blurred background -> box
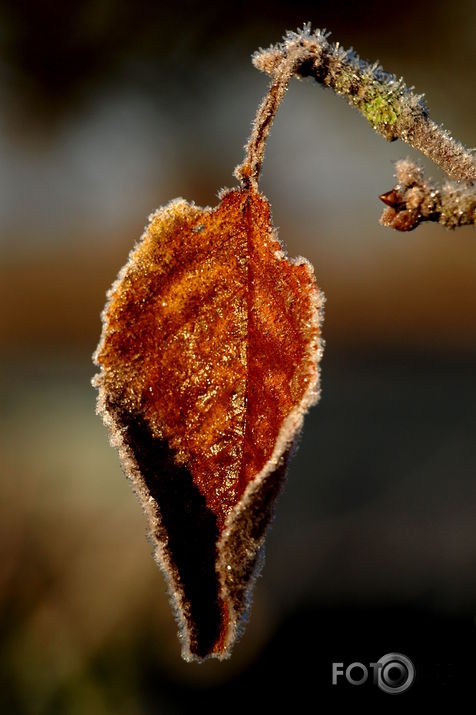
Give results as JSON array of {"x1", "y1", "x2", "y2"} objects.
[{"x1": 1, "y1": 0, "x2": 475, "y2": 709}]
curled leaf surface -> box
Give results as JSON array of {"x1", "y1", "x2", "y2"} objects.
[{"x1": 93, "y1": 186, "x2": 323, "y2": 660}]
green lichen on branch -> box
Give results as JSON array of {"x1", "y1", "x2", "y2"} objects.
[
  {"x1": 361, "y1": 95, "x2": 398, "y2": 128},
  {"x1": 295, "y1": 36, "x2": 418, "y2": 144}
]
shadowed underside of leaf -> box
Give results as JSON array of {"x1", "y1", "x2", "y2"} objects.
[{"x1": 93, "y1": 186, "x2": 324, "y2": 660}]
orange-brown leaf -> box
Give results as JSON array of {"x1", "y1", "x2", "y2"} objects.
[{"x1": 93, "y1": 185, "x2": 324, "y2": 660}]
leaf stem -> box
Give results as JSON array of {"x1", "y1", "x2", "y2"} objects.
[{"x1": 234, "y1": 47, "x2": 309, "y2": 188}]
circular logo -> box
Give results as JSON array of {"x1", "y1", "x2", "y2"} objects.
[{"x1": 377, "y1": 653, "x2": 415, "y2": 694}]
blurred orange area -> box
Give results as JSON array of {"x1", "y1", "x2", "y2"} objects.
[{"x1": 0, "y1": 0, "x2": 475, "y2": 711}]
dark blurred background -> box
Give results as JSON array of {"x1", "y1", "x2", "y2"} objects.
[{"x1": 1, "y1": 0, "x2": 475, "y2": 710}]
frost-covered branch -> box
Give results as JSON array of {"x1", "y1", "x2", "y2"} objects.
[
  {"x1": 236, "y1": 25, "x2": 475, "y2": 232},
  {"x1": 253, "y1": 25, "x2": 476, "y2": 185}
]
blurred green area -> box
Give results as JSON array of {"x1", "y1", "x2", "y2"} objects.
[{"x1": 0, "y1": 1, "x2": 475, "y2": 711}]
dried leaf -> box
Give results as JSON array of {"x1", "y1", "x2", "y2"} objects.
[{"x1": 93, "y1": 185, "x2": 323, "y2": 660}]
